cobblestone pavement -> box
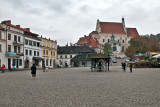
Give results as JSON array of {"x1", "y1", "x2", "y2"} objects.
[{"x1": 0, "y1": 67, "x2": 160, "y2": 107}]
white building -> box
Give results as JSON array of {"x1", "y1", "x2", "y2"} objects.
[
  {"x1": 23, "y1": 28, "x2": 42, "y2": 68},
  {"x1": 1, "y1": 20, "x2": 24, "y2": 69},
  {"x1": 0, "y1": 26, "x2": 6, "y2": 67},
  {"x1": 90, "y1": 18, "x2": 139, "y2": 57}
]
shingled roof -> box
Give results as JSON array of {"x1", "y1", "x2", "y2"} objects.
[
  {"x1": 76, "y1": 36, "x2": 99, "y2": 48},
  {"x1": 127, "y1": 28, "x2": 139, "y2": 37},
  {"x1": 99, "y1": 22, "x2": 126, "y2": 34},
  {"x1": 57, "y1": 46, "x2": 96, "y2": 54}
]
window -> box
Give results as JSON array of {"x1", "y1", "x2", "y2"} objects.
[
  {"x1": 13, "y1": 59, "x2": 16, "y2": 65},
  {"x1": 29, "y1": 50, "x2": 32, "y2": 56},
  {"x1": 8, "y1": 45, "x2": 11, "y2": 52},
  {"x1": 0, "y1": 31, "x2": 2, "y2": 39},
  {"x1": 108, "y1": 39, "x2": 110, "y2": 42},
  {"x1": 122, "y1": 46, "x2": 124, "y2": 52},
  {"x1": 37, "y1": 51, "x2": 39, "y2": 56},
  {"x1": 46, "y1": 50, "x2": 48, "y2": 55},
  {"x1": 50, "y1": 59, "x2": 52, "y2": 66},
  {"x1": 128, "y1": 41, "x2": 130, "y2": 44},
  {"x1": 34, "y1": 51, "x2": 36, "y2": 56},
  {"x1": 8, "y1": 33, "x2": 11, "y2": 40},
  {"x1": 33, "y1": 41, "x2": 36, "y2": 46},
  {"x1": 18, "y1": 36, "x2": 20, "y2": 42},
  {"x1": 37, "y1": 42, "x2": 40, "y2": 47},
  {"x1": 25, "y1": 49, "x2": 28, "y2": 55},
  {"x1": 29, "y1": 40, "x2": 32, "y2": 46},
  {"x1": 103, "y1": 39, "x2": 105, "y2": 42},
  {"x1": 122, "y1": 40, "x2": 124, "y2": 43},
  {"x1": 54, "y1": 52, "x2": 55, "y2": 56},
  {"x1": 14, "y1": 46, "x2": 17, "y2": 53},
  {"x1": 65, "y1": 55, "x2": 67, "y2": 58},
  {"x1": 14, "y1": 35, "x2": 17, "y2": 41},
  {"x1": 60, "y1": 55, "x2": 62, "y2": 58},
  {"x1": 0, "y1": 44, "x2": 1, "y2": 52},
  {"x1": 19, "y1": 59, "x2": 22, "y2": 66},
  {"x1": 51, "y1": 51, "x2": 52, "y2": 56},
  {"x1": 18, "y1": 47, "x2": 20, "y2": 53},
  {"x1": 43, "y1": 50, "x2": 45, "y2": 55},
  {"x1": 70, "y1": 55, "x2": 72, "y2": 58},
  {"x1": 25, "y1": 39, "x2": 28, "y2": 45},
  {"x1": 113, "y1": 47, "x2": 117, "y2": 51},
  {"x1": 46, "y1": 59, "x2": 48, "y2": 66}
]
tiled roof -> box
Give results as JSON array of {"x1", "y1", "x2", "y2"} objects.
[
  {"x1": 1, "y1": 20, "x2": 24, "y2": 31},
  {"x1": 25, "y1": 35, "x2": 41, "y2": 41},
  {"x1": 127, "y1": 28, "x2": 139, "y2": 37},
  {"x1": 89, "y1": 31, "x2": 98, "y2": 35},
  {"x1": 99, "y1": 22, "x2": 126, "y2": 34},
  {"x1": 1, "y1": 20, "x2": 39, "y2": 36},
  {"x1": 76, "y1": 36, "x2": 99, "y2": 48},
  {"x1": 57, "y1": 46, "x2": 96, "y2": 54}
]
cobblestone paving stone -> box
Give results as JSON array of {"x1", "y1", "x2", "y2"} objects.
[{"x1": 0, "y1": 66, "x2": 160, "y2": 107}]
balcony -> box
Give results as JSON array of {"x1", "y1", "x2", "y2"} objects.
[
  {"x1": 5, "y1": 52, "x2": 17, "y2": 56},
  {"x1": 13, "y1": 41, "x2": 23, "y2": 46},
  {"x1": 5, "y1": 52, "x2": 23, "y2": 57}
]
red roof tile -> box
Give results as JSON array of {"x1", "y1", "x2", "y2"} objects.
[
  {"x1": 89, "y1": 31, "x2": 98, "y2": 35},
  {"x1": 127, "y1": 28, "x2": 139, "y2": 37},
  {"x1": 99, "y1": 22, "x2": 126, "y2": 34},
  {"x1": 25, "y1": 35, "x2": 41, "y2": 41},
  {"x1": 76, "y1": 36, "x2": 98, "y2": 48}
]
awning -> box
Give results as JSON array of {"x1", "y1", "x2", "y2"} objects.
[{"x1": 32, "y1": 57, "x2": 44, "y2": 61}]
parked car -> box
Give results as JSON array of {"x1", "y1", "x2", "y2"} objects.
[
  {"x1": 112, "y1": 59, "x2": 117, "y2": 63},
  {"x1": 125, "y1": 59, "x2": 130, "y2": 62}
]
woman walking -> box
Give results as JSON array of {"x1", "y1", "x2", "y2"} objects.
[
  {"x1": 31, "y1": 64, "x2": 37, "y2": 79},
  {"x1": 1, "y1": 64, "x2": 5, "y2": 73}
]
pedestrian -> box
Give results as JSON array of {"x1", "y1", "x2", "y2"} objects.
[
  {"x1": 46, "y1": 67, "x2": 48, "y2": 72},
  {"x1": 42, "y1": 64, "x2": 45, "y2": 72},
  {"x1": 130, "y1": 62, "x2": 133, "y2": 73},
  {"x1": 31, "y1": 64, "x2": 37, "y2": 79},
  {"x1": 1, "y1": 64, "x2": 5, "y2": 73},
  {"x1": 121, "y1": 62, "x2": 124, "y2": 71},
  {"x1": 123, "y1": 62, "x2": 126, "y2": 72}
]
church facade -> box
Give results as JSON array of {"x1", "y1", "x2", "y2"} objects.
[{"x1": 90, "y1": 18, "x2": 139, "y2": 57}]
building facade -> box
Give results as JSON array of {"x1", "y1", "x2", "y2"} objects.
[
  {"x1": 40, "y1": 36, "x2": 57, "y2": 68},
  {"x1": 1, "y1": 20, "x2": 24, "y2": 69},
  {"x1": 0, "y1": 26, "x2": 6, "y2": 67},
  {"x1": 90, "y1": 18, "x2": 139, "y2": 57},
  {"x1": 24, "y1": 28, "x2": 42, "y2": 68},
  {"x1": 57, "y1": 46, "x2": 96, "y2": 67}
]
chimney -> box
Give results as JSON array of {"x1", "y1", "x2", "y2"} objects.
[
  {"x1": 24, "y1": 28, "x2": 30, "y2": 32},
  {"x1": 16, "y1": 25, "x2": 20, "y2": 28},
  {"x1": 2, "y1": 20, "x2": 11, "y2": 25}
]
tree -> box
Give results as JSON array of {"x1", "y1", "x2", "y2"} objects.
[
  {"x1": 125, "y1": 37, "x2": 147, "y2": 58},
  {"x1": 125, "y1": 45, "x2": 136, "y2": 58},
  {"x1": 104, "y1": 43, "x2": 113, "y2": 57}
]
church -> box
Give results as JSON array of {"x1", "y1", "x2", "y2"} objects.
[{"x1": 89, "y1": 18, "x2": 139, "y2": 57}]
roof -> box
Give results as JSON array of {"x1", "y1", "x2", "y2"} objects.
[
  {"x1": 76, "y1": 36, "x2": 99, "y2": 48},
  {"x1": 99, "y1": 22, "x2": 126, "y2": 34},
  {"x1": 89, "y1": 31, "x2": 98, "y2": 35},
  {"x1": 90, "y1": 54, "x2": 110, "y2": 59},
  {"x1": 1, "y1": 20, "x2": 24, "y2": 31},
  {"x1": 127, "y1": 28, "x2": 139, "y2": 37},
  {"x1": 71, "y1": 53, "x2": 95, "y2": 61},
  {"x1": 25, "y1": 35, "x2": 41, "y2": 41},
  {"x1": 57, "y1": 46, "x2": 96, "y2": 54},
  {"x1": 1, "y1": 20, "x2": 39, "y2": 36}
]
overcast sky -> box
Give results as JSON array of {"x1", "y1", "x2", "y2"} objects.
[{"x1": 0, "y1": 0, "x2": 160, "y2": 45}]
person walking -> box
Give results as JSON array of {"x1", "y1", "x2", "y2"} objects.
[
  {"x1": 121, "y1": 62, "x2": 124, "y2": 71},
  {"x1": 1, "y1": 64, "x2": 5, "y2": 73},
  {"x1": 42, "y1": 64, "x2": 45, "y2": 72},
  {"x1": 130, "y1": 62, "x2": 133, "y2": 73},
  {"x1": 31, "y1": 64, "x2": 37, "y2": 79},
  {"x1": 123, "y1": 62, "x2": 126, "y2": 72}
]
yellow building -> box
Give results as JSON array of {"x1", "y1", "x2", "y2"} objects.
[{"x1": 40, "y1": 36, "x2": 57, "y2": 68}]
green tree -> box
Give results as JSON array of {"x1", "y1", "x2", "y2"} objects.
[
  {"x1": 104, "y1": 43, "x2": 113, "y2": 57},
  {"x1": 125, "y1": 45, "x2": 136, "y2": 58}
]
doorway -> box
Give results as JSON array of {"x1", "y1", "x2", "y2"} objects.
[{"x1": 8, "y1": 58, "x2": 11, "y2": 69}]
